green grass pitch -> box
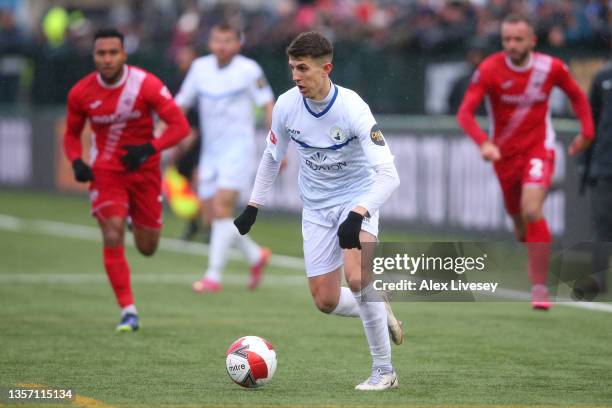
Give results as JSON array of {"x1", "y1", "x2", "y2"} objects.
[{"x1": 0, "y1": 191, "x2": 611, "y2": 407}]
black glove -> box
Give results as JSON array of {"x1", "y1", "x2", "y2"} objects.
[
  {"x1": 337, "y1": 211, "x2": 364, "y2": 249},
  {"x1": 121, "y1": 143, "x2": 156, "y2": 171},
  {"x1": 71, "y1": 159, "x2": 94, "y2": 182},
  {"x1": 234, "y1": 205, "x2": 259, "y2": 235}
]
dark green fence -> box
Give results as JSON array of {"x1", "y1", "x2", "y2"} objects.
[{"x1": 20, "y1": 44, "x2": 608, "y2": 113}]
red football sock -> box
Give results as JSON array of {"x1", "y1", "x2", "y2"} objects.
[
  {"x1": 103, "y1": 246, "x2": 134, "y2": 308},
  {"x1": 525, "y1": 219, "x2": 551, "y2": 286}
]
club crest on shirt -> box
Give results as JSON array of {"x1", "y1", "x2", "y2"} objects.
[
  {"x1": 370, "y1": 125, "x2": 386, "y2": 146},
  {"x1": 329, "y1": 126, "x2": 347, "y2": 144}
]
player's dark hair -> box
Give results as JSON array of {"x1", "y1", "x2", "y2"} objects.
[
  {"x1": 286, "y1": 31, "x2": 333, "y2": 60},
  {"x1": 502, "y1": 14, "x2": 534, "y2": 29},
  {"x1": 211, "y1": 21, "x2": 242, "y2": 41},
  {"x1": 94, "y1": 28, "x2": 124, "y2": 46}
]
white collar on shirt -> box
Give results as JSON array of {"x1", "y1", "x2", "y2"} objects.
[
  {"x1": 305, "y1": 81, "x2": 335, "y2": 113},
  {"x1": 96, "y1": 65, "x2": 129, "y2": 89},
  {"x1": 504, "y1": 53, "x2": 533, "y2": 73}
]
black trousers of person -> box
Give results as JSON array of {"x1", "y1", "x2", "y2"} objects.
[{"x1": 591, "y1": 177, "x2": 612, "y2": 292}]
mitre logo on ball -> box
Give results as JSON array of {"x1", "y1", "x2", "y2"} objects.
[{"x1": 225, "y1": 336, "x2": 277, "y2": 388}]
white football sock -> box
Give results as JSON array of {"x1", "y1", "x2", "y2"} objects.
[
  {"x1": 331, "y1": 287, "x2": 360, "y2": 317},
  {"x1": 235, "y1": 234, "x2": 262, "y2": 266},
  {"x1": 204, "y1": 218, "x2": 237, "y2": 283},
  {"x1": 121, "y1": 304, "x2": 138, "y2": 317},
  {"x1": 353, "y1": 284, "x2": 392, "y2": 369}
]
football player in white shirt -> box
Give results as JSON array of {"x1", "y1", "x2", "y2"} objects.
[
  {"x1": 234, "y1": 31, "x2": 403, "y2": 391},
  {"x1": 175, "y1": 22, "x2": 275, "y2": 293}
]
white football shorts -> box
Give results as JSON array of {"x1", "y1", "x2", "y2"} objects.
[
  {"x1": 302, "y1": 201, "x2": 379, "y2": 278},
  {"x1": 197, "y1": 147, "x2": 254, "y2": 200}
]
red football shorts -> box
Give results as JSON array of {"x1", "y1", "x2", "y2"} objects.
[
  {"x1": 493, "y1": 147, "x2": 555, "y2": 215},
  {"x1": 89, "y1": 168, "x2": 162, "y2": 229}
]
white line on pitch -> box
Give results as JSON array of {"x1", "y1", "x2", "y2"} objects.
[
  {"x1": 0, "y1": 213, "x2": 304, "y2": 270},
  {"x1": 495, "y1": 287, "x2": 612, "y2": 313},
  {"x1": 1, "y1": 213, "x2": 611, "y2": 313},
  {"x1": 0, "y1": 272, "x2": 305, "y2": 286}
]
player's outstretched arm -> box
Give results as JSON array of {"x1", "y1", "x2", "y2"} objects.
[
  {"x1": 120, "y1": 75, "x2": 190, "y2": 172},
  {"x1": 150, "y1": 101, "x2": 190, "y2": 152},
  {"x1": 342, "y1": 93, "x2": 401, "y2": 250},
  {"x1": 556, "y1": 62, "x2": 595, "y2": 156},
  {"x1": 456, "y1": 69, "x2": 491, "y2": 152},
  {"x1": 236, "y1": 98, "x2": 289, "y2": 235},
  {"x1": 146, "y1": 75, "x2": 191, "y2": 153},
  {"x1": 234, "y1": 149, "x2": 283, "y2": 235},
  {"x1": 64, "y1": 88, "x2": 92, "y2": 182}
]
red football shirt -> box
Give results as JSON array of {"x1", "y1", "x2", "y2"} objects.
[
  {"x1": 457, "y1": 51, "x2": 594, "y2": 157},
  {"x1": 64, "y1": 65, "x2": 189, "y2": 171}
]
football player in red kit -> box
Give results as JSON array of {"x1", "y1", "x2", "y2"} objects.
[
  {"x1": 64, "y1": 29, "x2": 190, "y2": 331},
  {"x1": 457, "y1": 15, "x2": 594, "y2": 310}
]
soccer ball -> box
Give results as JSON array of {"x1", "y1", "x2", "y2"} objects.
[{"x1": 225, "y1": 336, "x2": 277, "y2": 388}]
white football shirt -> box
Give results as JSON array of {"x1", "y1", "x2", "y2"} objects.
[
  {"x1": 175, "y1": 54, "x2": 274, "y2": 159},
  {"x1": 266, "y1": 83, "x2": 394, "y2": 209}
]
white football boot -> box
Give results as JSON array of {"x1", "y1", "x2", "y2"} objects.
[
  {"x1": 355, "y1": 368, "x2": 399, "y2": 391},
  {"x1": 382, "y1": 292, "x2": 404, "y2": 345}
]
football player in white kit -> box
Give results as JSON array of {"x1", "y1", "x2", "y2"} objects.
[
  {"x1": 176, "y1": 22, "x2": 275, "y2": 293},
  {"x1": 234, "y1": 31, "x2": 403, "y2": 390}
]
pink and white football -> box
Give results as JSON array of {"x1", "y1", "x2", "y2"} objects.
[{"x1": 225, "y1": 336, "x2": 277, "y2": 388}]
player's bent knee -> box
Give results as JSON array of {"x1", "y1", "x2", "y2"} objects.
[
  {"x1": 134, "y1": 237, "x2": 159, "y2": 256},
  {"x1": 521, "y1": 207, "x2": 542, "y2": 223},
  {"x1": 102, "y1": 230, "x2": 124, "y2": 247},
  {"x1": 98, "y1": 217, "x2": 125, "y2": 247},
  {"x1": 313, "y1": 296, "x2": 338, "y2": 314},
  {"x1": 133, "y1": 227, "x2": 160, "y2": 257},
  {"x1": 139, "y1": 247, "x2": 157, "y2": 257},
  {"x1": 136, "y1": 242, "x2": 158, "y2": 257}
]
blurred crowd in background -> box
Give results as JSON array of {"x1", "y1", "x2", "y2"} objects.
[{"x1": 0, "y1": 0, "x2": 610, "y2": 109}]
